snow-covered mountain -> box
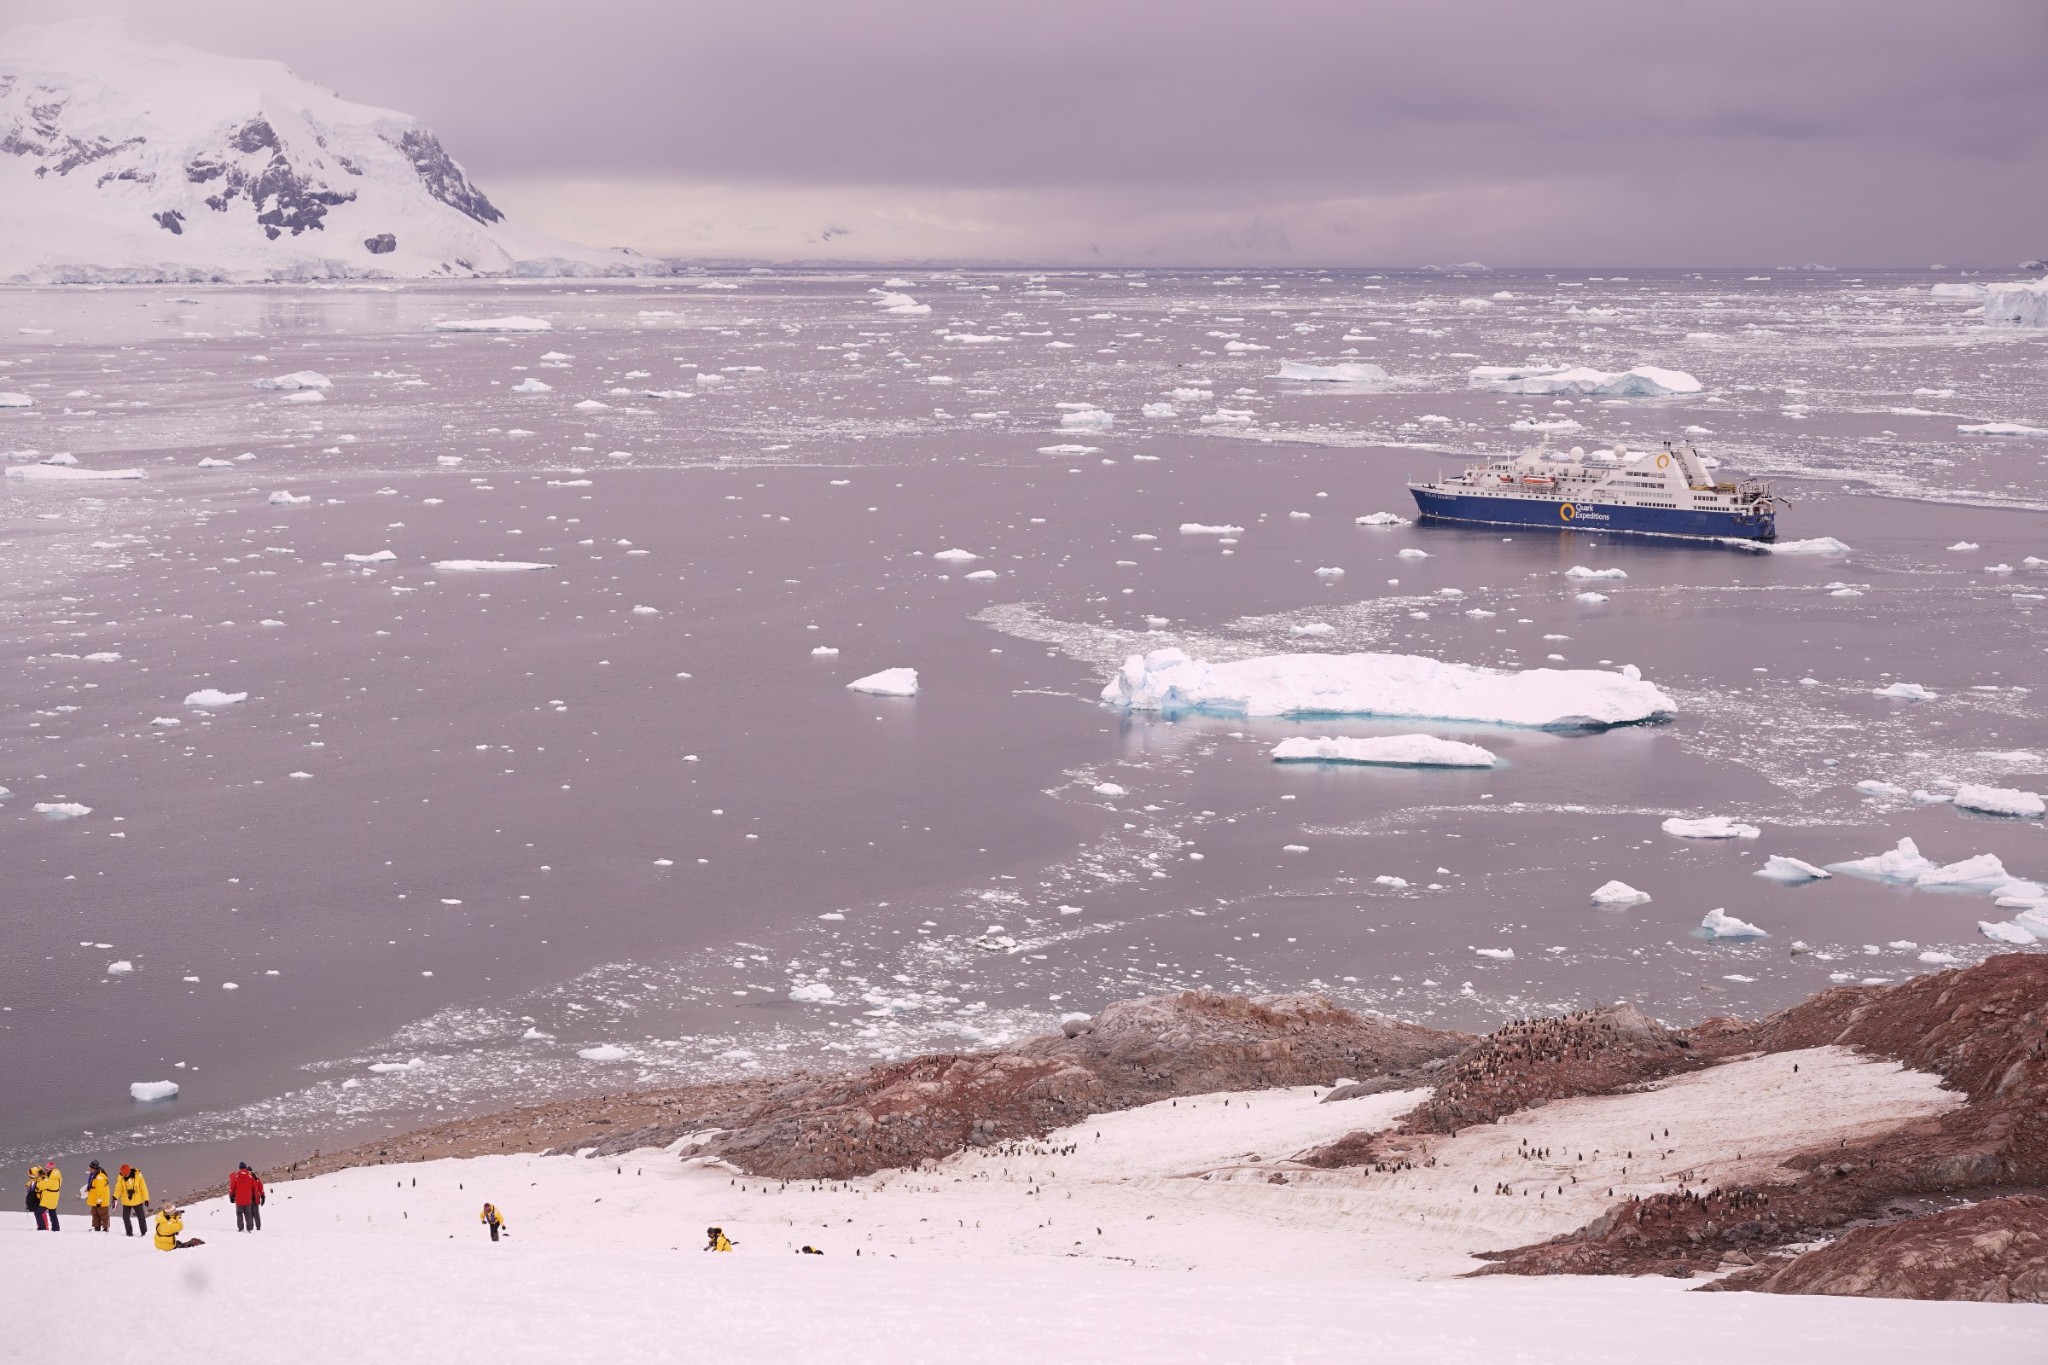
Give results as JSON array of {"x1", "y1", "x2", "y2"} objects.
[{"x1": 0, "y1": 18, "x2": 663, "y2": 283}]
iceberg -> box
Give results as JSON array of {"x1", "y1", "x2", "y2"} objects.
[
  {"x1": 1179, "y1": 523, "x2": 1245, "y2": 535},
  {"x1": 1102, "y1": 647, "x2": 1673, "y2": 729},
  {"x1": 1873, "y1": 682, "x2": 1936, "y2": 701},
  {"x1": 1589, "y1": 880, "x2": 1651, "y2": 906},
  {"x1": 1755, "y1": 855, "x2": 1831, "y2": 883},
  {"x1": 184, "y1": 688, "x2": 247, "y2": 707},
  {"x1": 1952, "y1": 784, "x2": 2046, "y2": 819},
  {"x1": 1662, "y1": 816, "x2": 1761, "y2": 839},
  {"x1": 576, "y1": 1044, "x2": 628, "y2": 1061},
  {"x1": 1752, "y1": 537, "x2": 1852, "y2": 556},
  {"x1": 1930, "y1": 282, "x2": 1989, "y2": 299},
  {"x1": 1957, "y1": 422, "x2": 2048, "y2": 438},
  {"x1": 433, "y1": 316, "x2": 552, "y2": 332},
  {"x1": 34, "y1": 801, "x2": 91, "y2": 819},
  {"x1": 931, "y1": 548, "x2": 980, "y2": 562},
  {"x1": 432, "y1": 560, "x2": 555, "y2": 571},
  {"x1": 1273, "y1": 360, "x2": 1392, "y2": 383},
  {"x1": 1828, "y1": 837, "x2": 1938, "y2": 883},
  {"x1": 1979, "y1": 920, "x2": 2037, "y2": 945},
  {"x1": 510, "y1": 378, "x2": 553, "y2": 394},
  {"x1": 1269, "y1": 735, "x2": 1498, "y2": 768},
  {"x1": 268, "y1": 491, "x2": 311, "y2": 505},
  {"x1": 0, "y1": 392, "x2": 34, "y2": 407},
  {"x1": 5, "y1": 464, "x2": 143, "y2": 480},
  {"x1": 253, "y1": 370, "x2": 330, "y2": 390},
  {"x1": 1917, "y1": 853, "x2": 2022, "y2": 891},
  {"x1": 1355, "y1": 512, "x2": 1411, "y2": 526},
  {"x1": 848, "y1": 667, "x2": 918, "y2": 697},
  {"x1": 1467, "y1": 364, "x2": 1701, "y2": 398},
  {"x1": 1984, "y1": 281, "x2": 2048, "y2": 328},
  {"x1": 128, "y1": 1080, "x2": 179, "y2": 1102},
  {"x1": 344, "y1": 550, "x2": 396, "y2": 563},
  {"x1": 1701, "y1": 908, "x2": 1767, "y2": 939}
]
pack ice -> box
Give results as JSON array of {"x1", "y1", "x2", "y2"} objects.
[
  {"x1": 1662, "y1": 816, "x2": 1761, "y2": 839},
  {"x1": 1102, "y1": 648, "x2": 1673, "y2": 729},
  {"x1": 1270, "y1": 735, "x2": 1497, "y2": 767},
  {"x1": 1272, "y1": 360, "x2": 1392, "y2": 383}
]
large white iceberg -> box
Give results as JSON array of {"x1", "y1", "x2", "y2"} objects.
[
  {"x1": 1269, "y1": 735, "x2": 1497, "y2": 767},
  {"x1": 1467, "y1": 364, "x2": 1702, "y2": 398},
  {"x1": 1101, "y1": 648, "x2": 1673, "y2": 729},
  {"x1": 1828, "y1": 837, "x2": 1937, "y2": 883},
  {"x1": 848, "y1": 667, "x2": 918, "y2": 697},
  {"x1": 1984, "y1": 281, "x2": 2048, "y2": 328},
  {"x1": 1273, "y1": 360, "x2": 1392, "y2": 384}
]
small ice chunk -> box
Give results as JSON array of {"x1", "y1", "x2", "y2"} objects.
[
  {"x1": 432, "y1": 560, "x2": 555, "y2": 572},
  {"x1": 1473, "y1": 946, "x2": 1515, "y2": 960},
  {"x1": 35, "y1": 801, "x2": 91, "y2": 819},
  {"x1": 1589, "y1": 880, "x2": 1652, "y2": 906},
  {"x1": 1092, "y1": 783, "x2": 1128, "y2": 797},
  {"x1": 1565, "y1": 566, "x2": 1628, "y2": 580},
  {"x1": 267, "y1": 491, "x2": 311, "y2": 505},
  {"x1": 128, "y1": 1081, "x2": 179, "y2": 1102},
  {"x1": 1855, "y1": 779, "x2": 1909, "y2": 797},
  {"x1": 576, "y1": 1044, "x2": 629, "y2": 1061},
  {"x1": 252, "y1": 370, "x2": 331, "y2": 391},
  {"x1": 1179, "y1": 523, "x2": 1245, "y2": 535},
  {"x1": 1355, "y1": 512, "x2": 1411, "y2": 526},
  {"x1": 433, "y1": 316, "x2": 552, "y2": 332},
  {"x1": 1828, "y1": 837, "x2": 1937, "y2": 882},
  {"x1": 1979, "y1": 920, "x2": 2038, "y2": 946},
  {"x1": 810, "y1": 646, "x2": 839, "y2": 656},
  {"x1": 788, "y1": 983, "x2": 837, "y2": 1004},
  {"x1": 931, "y1": 548, "x2": 980, "y2": 562},
  {"x1": 1873, "y1": 682, "x2": 1936, "y2": 701},
  {"x1": 344, "y1": 550, "x2": 397, "y2": 563}
]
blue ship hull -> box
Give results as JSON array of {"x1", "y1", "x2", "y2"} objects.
[{"x1": 1410, "y1": 488, "x2": 1775, "y2": 542}]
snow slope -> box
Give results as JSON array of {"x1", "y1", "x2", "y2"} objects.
[
  {"x1": 0, "y1": 18, "x2": 659, "y2": 283},
  {"x1": 16, "y1": 1052, "x2": 2019, "y2": 1365}
]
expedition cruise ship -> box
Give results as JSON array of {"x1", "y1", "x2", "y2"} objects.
[{"x1": 1408, "y1": 441, "x2": 1776, "y2": 541}]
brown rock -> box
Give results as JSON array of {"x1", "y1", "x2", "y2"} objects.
[{"x1": 1715, "y1": 1196, "x2": 2048, "y2": 1302}]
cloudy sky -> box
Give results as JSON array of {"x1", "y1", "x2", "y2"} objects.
[{"x1": 28, "y1": 0, "x2": 2048, "y2": 265}]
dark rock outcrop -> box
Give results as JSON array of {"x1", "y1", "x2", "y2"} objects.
[
  {"x1": 1708, "y1": 1196, "x2": 2048, "y2": 1302},
  {"x1": 1469, "y1": 953, "x2": 2048, "y2": 1284},
  {"x1": 575, "y1": 990, "x2": 1467, "y2": 1179},
  {"x1": 363, "y1": 232, "x2": 396, "y2": 254}
]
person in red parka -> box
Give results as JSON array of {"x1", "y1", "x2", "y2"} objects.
[{"x1": 228, "y1": 1163, "x2": 266, "y2": 1232}]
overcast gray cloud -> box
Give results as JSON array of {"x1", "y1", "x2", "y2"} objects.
[{"x1": 23, "y1": 0, "x2": 2048, "y2": 263}]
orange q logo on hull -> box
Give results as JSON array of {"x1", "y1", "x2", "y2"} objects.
[{"x1": 1559, "y1": 504, "x2": 1576, "y2": 522}]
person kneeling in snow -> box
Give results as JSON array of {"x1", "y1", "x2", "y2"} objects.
[
  {"x1": 153, "y1": 1206, "x2": 201, "y2": 1252},
  {"x1": 704, "y1": 1226, "x2": 734, "y2": 1252},
  {"x1": 480, "y1": 1203, "x2": 508, "y2": 1242}
]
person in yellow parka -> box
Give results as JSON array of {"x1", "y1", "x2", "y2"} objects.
[
  {"x1": 480, "y1": 1202, "x2": 508, "y2": 1242},
  {"x1": 82, "y1": 1161, "x2": 111, "y2": 1232},
  {"x1": 704, "y1": 1226, "x2": 734, "y2": 1252},
  {"x1": 115, "y1": 1165, "x2": 151, "y2": 1238},
  {"x1": 35, "y1": 1162, "x2": 63, "y2": 1232},
  {"x1": 25, "y1": 1166, "x2": 48, "y2": 1232},
  {"x1": 153, "y1": 1205, "x2": 200, "y2": 1252}
]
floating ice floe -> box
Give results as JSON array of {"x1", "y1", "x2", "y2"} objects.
[
  {"x1": 1060, "y1": 408, "x2": 1113, "y2": 430},
  {"x1": 1355, "y1": 512, "x2": 1411, "y2": 526},
  {"x1": 267, "y1": 491, "x2": 311, "y2": 505},
  {"x1": 1179, "y1": 523, "x2": 1244, "y2": 535},
  {"x1": 1984, "y1": 280, "x2": 2048, "y2": 328},
  {"x1": 432, "y1": 560, "x2": 555, "y2": 572},
  {"x1": 788, "y1": 982, "x2": 836, "y2": 1004},
  {"x1": 871, "y1": 291, "x2": 930, "y2": 315},
  {"x1": 848, "y1": 667, "x2": 918, "y2": 697},
  {"x1": 1930, "y1": 282, "x2": 1989, "y2": 299},
  {"x1": 1092, "y1": 782, "x2": 1128, "y2": 797},
  {"x1": 1856, "y1": 779, "x2": 1908, "y2": 797},
  {"x1": 1829, "y1": 837, "x2": 1937, "y2": 883},
  {"x1": 1749, "y1": 537, "x2": 1853, "y2": 556},
  {"x1": 1873, "y1": 682, "x2": 1936, "y2": 701},
  {"x1": 1272, "y1": 360, "x2": 1392, "y2": 383},
  {"x1": 344, "y1": 550, "x2": 396, "y2": 563},
  {"x1": 433, "y1": 316, "x2": 552, "y2": 332},
  {"x1": 810, "y1": 646, "x2": 838, "y2": 656},
  {"x1": 931, "y1": 548, "x2": 980, "y2": 562},
  {"x1": 1952, "y1": 784, "x2": 2047, "y2": 819},
  {"x1": 128, "y1": 1081, "x2": 178, "y2": 1102},
  {"x1": 1565, "y1": 566, "x2": 1627, "y2": 580},
  {"x1": 1103, "y1": 648, "x2": 1673, "y2": 729},
  {"x1": 1468, "y1": 363, "x2": 1702, "y2": 397},
  {"x1": 0, "y1": 392, "x2": 34, "y2": 407},
  {"x1": 964, "y1": 569, "x2": 998, "y2": 580},
  {"x1": 367, "y1": 1058, "x2": 425, "y2": 1073},
  {"x1": 6, "y1": 464, "x2": 143, "y2": 481},
  {"x1": 510, "y1": 378, "x2": 553, "y2": 394},
  {"x1": 1037, "y1": 444, "x2": 1100, "y2": 455},
  {"x1": 1575, "y1": 591, "x2": 1609, "y2": 603},
  {"x1": 35, "y1": 801, "x2": 91, "y2": 819},
  {"x1": 1980, "y1": 920, "x2": 2037, "y2": 945},
  {"x1": 1701, "y1": 908, "x2": 1767, "y2": 939},
  {"x1": 1662, "y1": 816, "x2": 1761, "y2": 839},
  {"x1": 253, "y1": 370, "x2": 330, "y2": 391},
  {"x1": 576, "y1": 1044, "x2": 629, "y2": 1061},
  {"x1": 1755, "y1": 855, "x2": 1831, "y2": 883},
  {"x1": 106, "y1": 960, "x2": 133, "y2": 974},
  {"x1": 1473, "y1": 946, "x2": 1515, "y2": 960},
  {"x1": 1957, "y1": 422, "x2": 2048, "y2": 438},
  {"x1": 184, "y1": 689, "x2": 247, "y2": 707},
  {"x1": 1589, "y1": 880, "x2": 1651, "y2": 906},
  {"x1": 1270, "y1": 735, "x2": 1498, "y2": 768}
]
